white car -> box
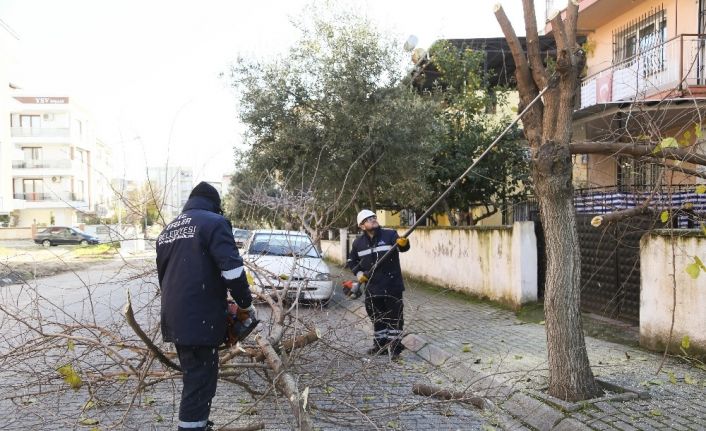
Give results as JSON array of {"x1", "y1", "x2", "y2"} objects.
[{"x1": 242, "y1": 230, "x2": 333, "y2": 303}]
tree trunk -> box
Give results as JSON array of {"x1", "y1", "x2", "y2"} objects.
[
  {"x1": 496, "y1": 0, "x2": 601, "y2": 401},
  {"x1": 533, "y1": 144, "x2": 599, "y2": 401}
]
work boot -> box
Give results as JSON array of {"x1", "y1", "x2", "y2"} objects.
[
  {"x1": 390, "y1": 343, "x2": 404, "y2": 361},
  {"x1": 205, "y1": 420, "x2": 215, "y2": 431}
]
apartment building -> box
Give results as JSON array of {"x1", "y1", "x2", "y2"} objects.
[
  {"x1": 146, "y1": 166, "x2": 194, "y2": 222},
  {"x1": 548, "y1": 0, "x2": 706, "y2": 191},
  {"x1": 8, "y1": 95, "x2": 112, "y2": 227}
]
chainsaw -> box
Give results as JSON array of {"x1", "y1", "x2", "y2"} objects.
[
  {"x1": 225, "y1": 300, "x2": 259, "y2": 347},
  {"x1": 342, "y1": 280, "x2": 365, "y2": 299}
]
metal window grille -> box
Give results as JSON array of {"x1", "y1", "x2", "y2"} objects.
[{"x1": 612, "y1": 5, "x2": 666, "y2": 65}]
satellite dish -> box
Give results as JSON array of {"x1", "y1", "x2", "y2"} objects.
[{"x1": 404, "y1": 35, "x2": 418, "y2": 52}]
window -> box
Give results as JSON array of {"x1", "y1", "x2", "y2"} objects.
[
  {"x1": 617, "y1": 157, "x2": 661, "y2": 191},
  {"x1": 20, "y1": 179, "x2": 44, "y2": 201},
  {"x1": 248, "y1": 233, "x2": 319, "y2": 258},
  {"x1": 14, "y1": 114, "x2": 40, "y2": 128},
  {"x1": 22, "y1": 147, "x2": 42, "y2": 161},
  {"x1": 75, "y1": 180, "x2": 85, "y2": 201},
  {"x1": 613, "y1": 6, "x2": 666, "y2": 68}
]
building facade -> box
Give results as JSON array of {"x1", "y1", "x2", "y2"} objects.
[
  {"x1": 147, "y1": 166, "x2": 193, "y2": 222},
  {"x1": 554, "y1": 0, "x2": 706, "y2": 191},
  {"x1": 8, "y1": 95, "x2": 111, "y2": 227}
]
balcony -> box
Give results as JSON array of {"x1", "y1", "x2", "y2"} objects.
[
  {"x1": 14, "y1": 192, "x2": 80, "y2": 202},
  {"x1": 12, "y1": 160, "x2": 73, "y2": 169},
  {"x1": 10, "y1": 127, "x2": 70, "y2": 138},
  {"x1": 580, "y1": 34, "x2": 706, "y2": 110}
]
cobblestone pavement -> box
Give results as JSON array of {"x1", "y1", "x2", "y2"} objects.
[
  {"x1": 0, "y1": 259, "x2": 492, "y2": 430},
  {"x1": 396, "y1": 276, "x2": 706, "y2": 431},
  {"x1": 5, "y1": 256, "x2": 706, "y2": 430}
]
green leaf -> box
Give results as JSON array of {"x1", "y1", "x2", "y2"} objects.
[
  {"x1": 685, "y1": 374, "x2": 697, "y2": 385},
  {"x1": 155, "y1": 414, "x2": 164, "y2": 423},
  {"x1": 57, "y1": 364, "x2": 82, "y2": 390},
  {"x1": 461, "y1": 344, "x2": 472, "y2": 353},
  {"x1": 650, "y1": 409, "x2": 662, "y2": 417},
  {"x1": 696, "y1": 256, "x2": 706, "y2": 271},
  {"x1": 514, "y1": 355, "x2": 523, "y2": 360},
  {"x1": 661, "y1": 137, "x2": 678, "y2": 149},
  {"x1": 667, "y1": 371, "x2": 677, "y2": 384},
  {"x1": 686, "y1": 262, "x2": 700, "y2": 279},
  {"x1": 682, "y1": 335, "x2": 691, "y2": 350},
  {"x1": 696, "y1": 123, "x2": 704, "y2": 139},
  {"x1": 67, "y1": 340, "x2": 75, "y2": 351},
  {"x1": 144, "y1": 396, "x2": 155, "y2": 406},
  {"x1": 79, "y1": 417, "x2": 99, "y2": 426},
  {"x1": 117, "y1": 373, "x2": 128, "y2": 382},
  {"x1": 660, "y1": 211, "x2": 670, "y2": 223},
  {"x1": 696, "y1": 185, "x2": 706, "y2": 194},
  {"x1": 701, "y1": 224, "x2": 706, "y2": 237},
  {"x1": 324, "y1": 386, "x2": 334, "y2": 394},
  {"x1": 83, "y1": 400, "x2": 95, "y2": 410}
]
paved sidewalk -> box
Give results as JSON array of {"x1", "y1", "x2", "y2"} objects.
[{"x1": 395, "y1": 279, "x2": 706, "y2": 431}]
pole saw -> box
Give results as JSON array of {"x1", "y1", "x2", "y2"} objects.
[{"x1": 343, "y1": 81, "x2": 553, "y2": 299}]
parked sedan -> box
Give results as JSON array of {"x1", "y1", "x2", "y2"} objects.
[
  {"x1": 34, "y1": 227, "x2": 100, "y2": 247},
  {"x1": 232, "y1": 228, "x2": 251, "y2": 248},
  {"x1": 242, "y1": 230, "x2": 333, "y2": 303}
]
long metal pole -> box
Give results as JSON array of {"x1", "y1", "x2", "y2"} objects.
[{"x1": 360, "y1": 84, "x2": 551, "y2": 275}]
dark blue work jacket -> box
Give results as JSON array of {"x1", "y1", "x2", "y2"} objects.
[
  {"x1": 346, "y1": 227, "x2": 410, "y2": 294},
  {"x1": 156, "y1": 196, "x2": 251, "y2": 346}
]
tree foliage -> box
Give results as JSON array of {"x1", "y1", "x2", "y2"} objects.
[
  {"x1": 228, "y1": 9, "x2": 436, "y2": 238},
  {"x1": 423, "y1": 40, "x2": 531, "y2": 224}
]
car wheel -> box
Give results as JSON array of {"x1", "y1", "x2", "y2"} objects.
[
  {"x1": 42, "y1": 240, "x2": 51, "y2": 247},
  {"x1": 79, "y1": 240, "x2": 89, "y2": 246}
]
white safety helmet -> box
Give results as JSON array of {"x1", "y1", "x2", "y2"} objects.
[{"x1": 357, "y1": 209, "x2": 376, "y2": 226}]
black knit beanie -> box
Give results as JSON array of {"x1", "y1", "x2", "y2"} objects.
[{"x1": 189, "y1": 181, "x2": 221, "y2": 209}]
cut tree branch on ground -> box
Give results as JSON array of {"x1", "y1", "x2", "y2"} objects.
[{"x1": 412, "y1": 383, "x2": 487, "y2": 409}]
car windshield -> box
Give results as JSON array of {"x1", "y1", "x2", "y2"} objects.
[
  {"x1": 248, "y1": 233, "x2": 319, "y2": 258},
  {"x1": 233, "y1": 230, "x2": 250, "y2": 240}
]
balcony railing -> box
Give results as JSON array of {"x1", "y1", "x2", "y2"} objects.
[
  {"x1": 12, "y1": 160, "x2": 73, "y2": 169},
  {"x1": 10, "y1": 127, "x2": 70, "y2": 138},
  {"x1": 13, "y1": 192, "x2": 79, "y2": 202},
  {"x1": 580, "y1": 34, "x2": 706, "y2": 110}
]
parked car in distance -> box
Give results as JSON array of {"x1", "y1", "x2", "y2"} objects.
[
  {"x1": 34, "y1": 226, "x2": 100, "y2": 247},
  {"x1": 232, "y1": 228, "x2": 251, "y2": 248},
  {"x1": 242, "y1": 230, "x2": 333, "y2": 304}
]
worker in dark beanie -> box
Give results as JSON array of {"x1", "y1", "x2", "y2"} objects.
[{"x1": 156, "y1": 181, "x2": 255, "y2": 431}]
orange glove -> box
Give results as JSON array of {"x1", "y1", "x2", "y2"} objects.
[{"x1": 396, "y1": 237, "x2": 408, "y2": 248}]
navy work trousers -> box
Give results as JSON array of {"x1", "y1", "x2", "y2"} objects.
[
  {"x1": 364, "y1": 287, "x2": 404, "y2": 353},
  {"x1": 176, "y1": 345, "x2": 219, "y2": 431}
]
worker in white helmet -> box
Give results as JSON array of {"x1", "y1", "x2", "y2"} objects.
[{"x1": 346, "y1": 209, "x2": 410, "y2": 359}]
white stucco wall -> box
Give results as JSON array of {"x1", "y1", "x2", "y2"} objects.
[
  {"x1": 322, "y1": 223, "x2": 538, "y2": 307},
  {"x1": 395, "y1": 222, "x2": 537, "y2": 307},
  {"x1": 0, "y1": 227, "x2": 32, "y2": 240},
  {"x1": 320, "y1": 239, "x2": 344, "y2": 264},
  {"x1": 640, "y1": 232, "x2": 706, "y2": 354}
]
